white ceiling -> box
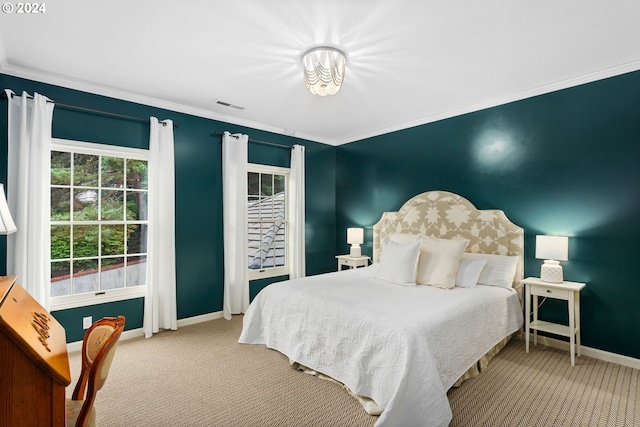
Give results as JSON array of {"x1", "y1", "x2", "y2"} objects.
[{"x1": 1, "y1": 1, "x2": 639, "y2": 146}]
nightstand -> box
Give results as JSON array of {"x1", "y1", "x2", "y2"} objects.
[
  {"x1": 336, "y1": 255, "x2": 370, "y2": 271},
  {"x1": 522, "y1": 277, "x2": 586, "y2": 366}
]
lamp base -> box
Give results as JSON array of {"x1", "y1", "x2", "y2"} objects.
[
  {"x1": 350, "y1": 245, "x2": 361, "y2": 258},
  {"x1": 540, "y1": 260, "x2": 563, "y2": 283}
]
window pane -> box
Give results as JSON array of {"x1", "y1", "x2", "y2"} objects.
[
  {"x1": 74, "y1": 189, "x2": 98, "y2": 221},
  {"x1": 101, "y1": 257, "x2": 125, "y2": 290},
  {"x1": 51, "y1": 188, "x2": 71, "y2": 221},
  {"x1": 127, "y1": 224, "x2": 148, "y2": 254},
  {"x1": 73, "y1": 154, "x2": 99, "y2": 186},
  {"x1": 102, "y1": 224, "x2": 125, "y2": 256},
  {"x1": 51, "y1": 261, "x2": 70, "y2": 296},
  {"x1": 274, "y1": 193, "x2": 285, "y2": 218},
  {"x1": 259, "y1": 244, "x2": 284, "y2": 268},
  {"x1": 101, "y1": 189, "x2": 124, "y2": 220},
  {"x1": 259, "y1": 197, "x2": 274, "y2": 218},
  {"x1": 248, "y1": 172, "x2": 259, "y2": 196},
  {"x1": 126, "y1": 159, "x2": 148, "y2": 190},
  {"x1": 248, "y1": 247, "x2": 261, "y2": 270},
  {"x1": 127, "y1": 256, "x2": 147, "y2": 287},
  {"x1": 51, "y1": 151, "x2": 71, "y2": 185},
  {"x1": 126, "y1": 192, "x2": 147, "y2": 220},
  {"x1": 261, "y1": 174, "x2": 273, "y2": 196},
  {"x1": 72, "y1": 259, "x2": 99, "y2": 294},
  {"x1": 73, "y1": 225, "x2": 99, "y2": 258},
  {"x1": 102, "y1": 156, "x2": 124, "y2": 188},
  {"x1": 51, "y1": 225, "x2": 71, "y2": 260},
  {"x1": 274, "y1": 175, "x2": 285, "y2": 194}
]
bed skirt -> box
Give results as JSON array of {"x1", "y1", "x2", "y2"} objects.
[{"x1": 290, "y1": 333, "x2": 519, "y2": 416}]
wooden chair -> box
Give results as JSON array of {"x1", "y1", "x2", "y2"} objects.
[{"x1": 66, "y1": 316, "x2": 125, "y2": 427}]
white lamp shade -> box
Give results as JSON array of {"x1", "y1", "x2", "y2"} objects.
[
  {"x1": 347, "y1": 228, "x2": 364, "y2": 245},
  {"x1": 536, "y1": 235, "x2": 568, "y2": 283},
  {"x1": 0, "y1": 184, "x2": 17, "y2": 235},
  {"x1": 347, "y1": 227, "x2": 363, "y2": 257},
  {"x1": 535, "y1": 235, "x2": 568, "y2": 261}
]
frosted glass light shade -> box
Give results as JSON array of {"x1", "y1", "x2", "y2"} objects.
[
  {"x1": 0, "y1": 184, "x2": 17, "y2": 234},
  {"x1": 302, "y1": 47, "x2": 346, "y2": 96},
  {"x1": 536, "y1": 235, "x2": 568, "y2": 283},
  {"x1": 347, "y1": 227, "x2": 363, "y2": 258}
]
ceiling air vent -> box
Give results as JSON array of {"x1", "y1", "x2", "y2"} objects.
[{"x1": 215, "y1": 100, "x2": 245, "y2": 110}]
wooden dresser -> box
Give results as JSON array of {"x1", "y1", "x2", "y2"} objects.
[{"x1": 0, "y1": 276, "x2": 71, "y2": 427}]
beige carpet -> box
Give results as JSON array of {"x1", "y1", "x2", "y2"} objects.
[{"x1": 67, "y1": 317, "x2": 640, "y2": 426}]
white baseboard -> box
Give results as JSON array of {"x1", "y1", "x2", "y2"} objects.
[
  {"x1": 176, "y1": 311, "x2": 225, "y2": 327},
  {"x1": 66, "y1": 311, "x2": 225, "y2": 354},
  {"x1": 526, "y1": 333, "x2": 640, "y2": 370}
]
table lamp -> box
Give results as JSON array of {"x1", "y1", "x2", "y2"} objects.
[
  {"x1": 347, "y1": 227, "x2": 363, "y2": 258},
  {"x1": 535, "y1": 235, "x2": 568, "y2": 283}
]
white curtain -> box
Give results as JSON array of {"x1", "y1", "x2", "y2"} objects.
[
  {"x1": 5, "y1": 90, "x2": 54, "y2": 309},
  {"x1": 288, "y1": 144, "x2": 306, "y2": 279},
  {"x1": 222, "y1": 131, "x2": 249, "y2": 320},
  {"x1": 144, "y1": 117, "x2": 177, "y2": 338}
]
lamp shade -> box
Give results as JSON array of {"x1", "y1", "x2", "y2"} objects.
[
  {"x1": 347, "y1": 228, "x2": 364, "y2": 245},
  {"x1": 535, "y1": 235, "x2": 568, "y2": 261},
  {"x1": 302, "y1": 46, "x2": 346, "y2": 96},
  {"x1": 536, "y1": 235, "x2": 568, "y2": 283},
  {"x1": 0, "y1": 183, "x2": 17, "y2": 235}
]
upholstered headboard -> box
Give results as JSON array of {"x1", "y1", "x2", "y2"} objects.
[{"x1": 373, "y1": 190, "x2": 524, "y2": 288}]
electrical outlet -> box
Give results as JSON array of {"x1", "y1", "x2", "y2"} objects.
[{"x1": 83, "y1": 316, "x2": 92, "y2": 329}]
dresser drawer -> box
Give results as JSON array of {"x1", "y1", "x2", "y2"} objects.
[
  {"x1": 341, "y1": 257, "x2": 360, "y2": 267},
  {"x1": 530, "y1": 284, "x2": 570, "y2": 299}
]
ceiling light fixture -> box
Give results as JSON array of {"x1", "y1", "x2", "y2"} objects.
[{"x1": 302, "y1": 46, "x2": 346, "y2": 96}]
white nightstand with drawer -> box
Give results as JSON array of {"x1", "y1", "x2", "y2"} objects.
[
  {"x1": 522, "y1": 277, "x2": 586, "y2": 365},
  {"x1": 335, "y1": 255, "x2": 370, "y2": 271}
]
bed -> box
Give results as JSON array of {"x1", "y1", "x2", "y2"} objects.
[{"x1": 239, "y1": 190, "x2": 524, "y2": 427}]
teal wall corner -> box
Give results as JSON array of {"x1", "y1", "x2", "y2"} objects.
[{"x1": 335, "y1": 70, "x2": 640, "y2": 359}]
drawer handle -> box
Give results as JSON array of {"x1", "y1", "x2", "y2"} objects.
[{"x1": 546, "y1": 290, "x2": 551, "y2": 293}]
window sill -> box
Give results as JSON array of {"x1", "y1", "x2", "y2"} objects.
[
  {"x1": 248, "y1": 267, "x2": 290, "y2": 281},
  {"x1": 50, "y1": 286, "x2": 145, "y2": 311}
]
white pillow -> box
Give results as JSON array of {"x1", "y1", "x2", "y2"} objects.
[
  {"x1": 462, "y1": 253, "x2": 519, "y2": 289},
  {"x1": 416, "y1": 237, "x2": 469, "y2": 289},
  {"x1": 455, "y1": 258, "x2": 487, "y2": 288},
  {"x1": 376, "y1": 239, "x2": 422, "y2": 286}
]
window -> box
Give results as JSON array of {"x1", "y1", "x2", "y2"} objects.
[
  {"x1": 247, "y1": 164, "x2": 289, "y2": 279},
  {"x1": 50, "y1": 139, "x2": 149, "y2": 310}
]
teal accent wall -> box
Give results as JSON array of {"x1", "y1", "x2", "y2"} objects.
[
  {"x1": 4, "y1": 68, "x2": 639, "y2": 359},
  {"x1": 336, "y1": 70, "x2": 640, "y2": 359},
  {"x1": 0, "y1": 74, "x2": 336, "y2": 342}
]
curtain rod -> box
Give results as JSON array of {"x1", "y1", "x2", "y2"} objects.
[
  {"x1": 214, "y1": 131, "x2": 309, "y2": 151},
  {"x1": 3, "y1": 91, "x2": 178, "y2": 128}
]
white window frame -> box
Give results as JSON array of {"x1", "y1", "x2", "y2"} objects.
[
  {"x1": 247, "y1": 163, "x2": 290, "y2": 280},
  {"x1": 49, "y1": 138, "x2": 149, "y2": 311}
]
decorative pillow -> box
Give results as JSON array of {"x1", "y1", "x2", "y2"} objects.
[
  {"x1": 376, "y1": 239, "x2": 422, "y2": 286},
  {"x1": 455, "y1": 258, "x2": 487, "y2": 288},
  {"x1": 416, "y1": 237, "x2": 469, "y2": 289},
  {"x1": 462, "y1": 253, "x2": 519, "y2": 289}
]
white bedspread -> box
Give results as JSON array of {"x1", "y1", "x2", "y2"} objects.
[{"x1": 239, "y1": 265, "x2": 523, "y2": 427}]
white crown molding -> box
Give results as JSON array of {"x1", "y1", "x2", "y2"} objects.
[
  {"x1": 3, "y1": 58, "x2": 639, "y2": 147},
  {"x1": 336, "y1": 59, "x2": 640, "y2": 145},
  {"x1": 0, "y1": 62, "x2": 335, "y2": 146}
]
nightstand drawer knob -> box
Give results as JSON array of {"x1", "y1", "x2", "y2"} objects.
[{"x1": 547, "y1": 289, "x2": 551, "y2": 293}]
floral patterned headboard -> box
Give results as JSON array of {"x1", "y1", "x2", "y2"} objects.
[{"x1": 373, "y1": 190, "x2": 524, "y2": 287}]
